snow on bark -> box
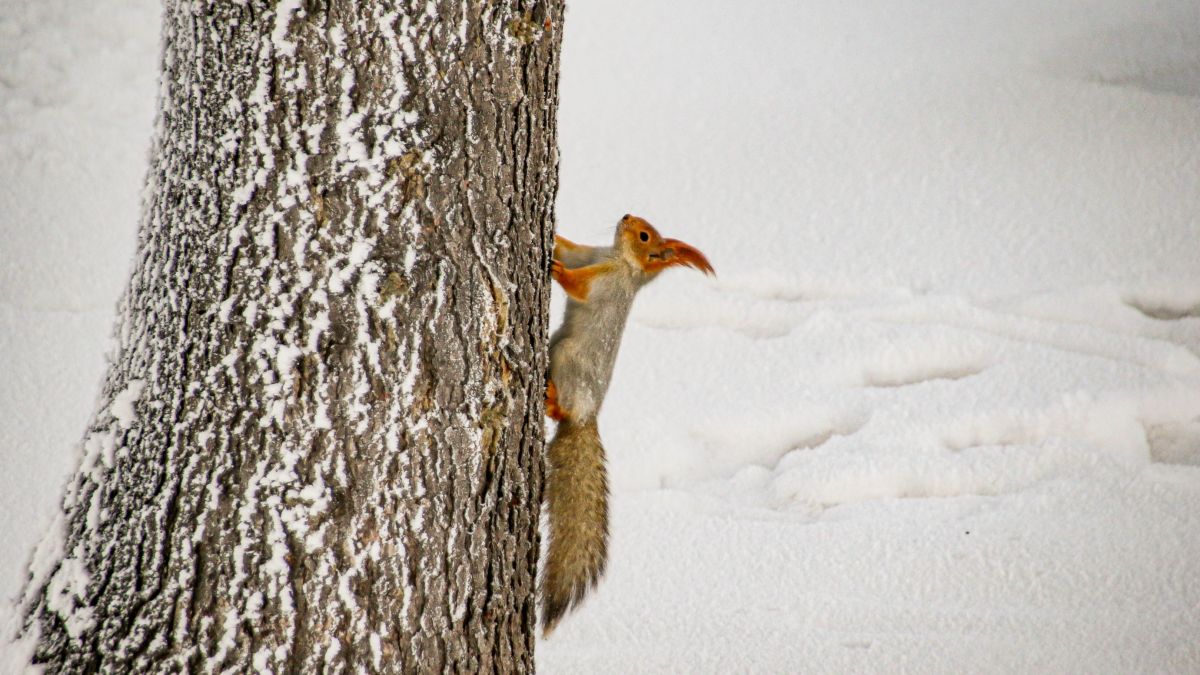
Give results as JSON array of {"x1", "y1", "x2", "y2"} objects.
[{"x1": 19, "y1": 0, "x2": 561, "y2": 672}]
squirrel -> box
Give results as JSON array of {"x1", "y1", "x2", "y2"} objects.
[{"x1": 540, "y1": 214, "x2": 714, "y2": 635}]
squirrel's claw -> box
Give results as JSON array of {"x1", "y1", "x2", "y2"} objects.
[
  {"x1": 550, "y1": 258, "x2": 602, "y2": 302},
  {"x1": 545, "y1": 379, "x2": 566, "y2": 421}
]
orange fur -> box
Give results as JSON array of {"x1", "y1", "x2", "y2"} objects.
[
  {"x1": 540, "y1": 214, "x2": 712, "y2": 635},
  {"x1": 550, "y1": 259, "x2": 614, "y2": 302},
  {"x1": 554, "y1": 234, "x2": 583, "y2": 255},
  {"x1": 616, "y1": 215, "x2": 715, "y2": 277},
  {"x1": 546, "y1": 379, "x2": 566, "y2": 421}
]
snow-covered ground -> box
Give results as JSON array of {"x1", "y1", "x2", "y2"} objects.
[{"x1": 3, "y1": 0, "x2": 1200, "y2": 672}]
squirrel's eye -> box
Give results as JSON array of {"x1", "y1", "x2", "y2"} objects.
[{"x1": 639, "y1": 231, "x2": 649, "y2": 242}]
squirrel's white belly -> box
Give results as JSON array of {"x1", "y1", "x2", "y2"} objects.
[{"x1": 549, "y1": 277, "x2": 635, "y2": 421}]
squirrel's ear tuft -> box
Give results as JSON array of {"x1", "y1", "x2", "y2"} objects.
[{"x1": 661, "y1": 238, "x2": 715, "y2": 276}]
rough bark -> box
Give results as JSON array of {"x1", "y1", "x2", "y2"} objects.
[{"x1": 20, "y1": 0, "x2": 561, "y2": 671}]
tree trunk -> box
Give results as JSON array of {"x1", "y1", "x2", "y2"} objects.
[{"x1": 20, "y1": 0, "x2": 561, "y2": 671}]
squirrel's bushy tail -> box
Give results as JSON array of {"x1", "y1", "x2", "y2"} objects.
[{"x1": 541, "y1": 418, "x2": 608, "y2": 636}]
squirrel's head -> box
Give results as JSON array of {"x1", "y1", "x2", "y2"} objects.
[{"x1": 615, "y1": 214, "x2": 714, "y2": 278}]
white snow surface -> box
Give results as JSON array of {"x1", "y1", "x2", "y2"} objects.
[{"x1": 2, "y1": 0, "x2": 1200, "y2": 672}]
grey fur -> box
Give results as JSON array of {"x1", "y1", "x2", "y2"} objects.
[
  {"x1": 542, "y1": 220, "x2": 708, "y2": 634},
  {"x1": 541, "y1": 418, "x2": 608, "y2": 635},
  {"x1": 548, "y1": 231, "x2": 653, "y2": 421}
]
